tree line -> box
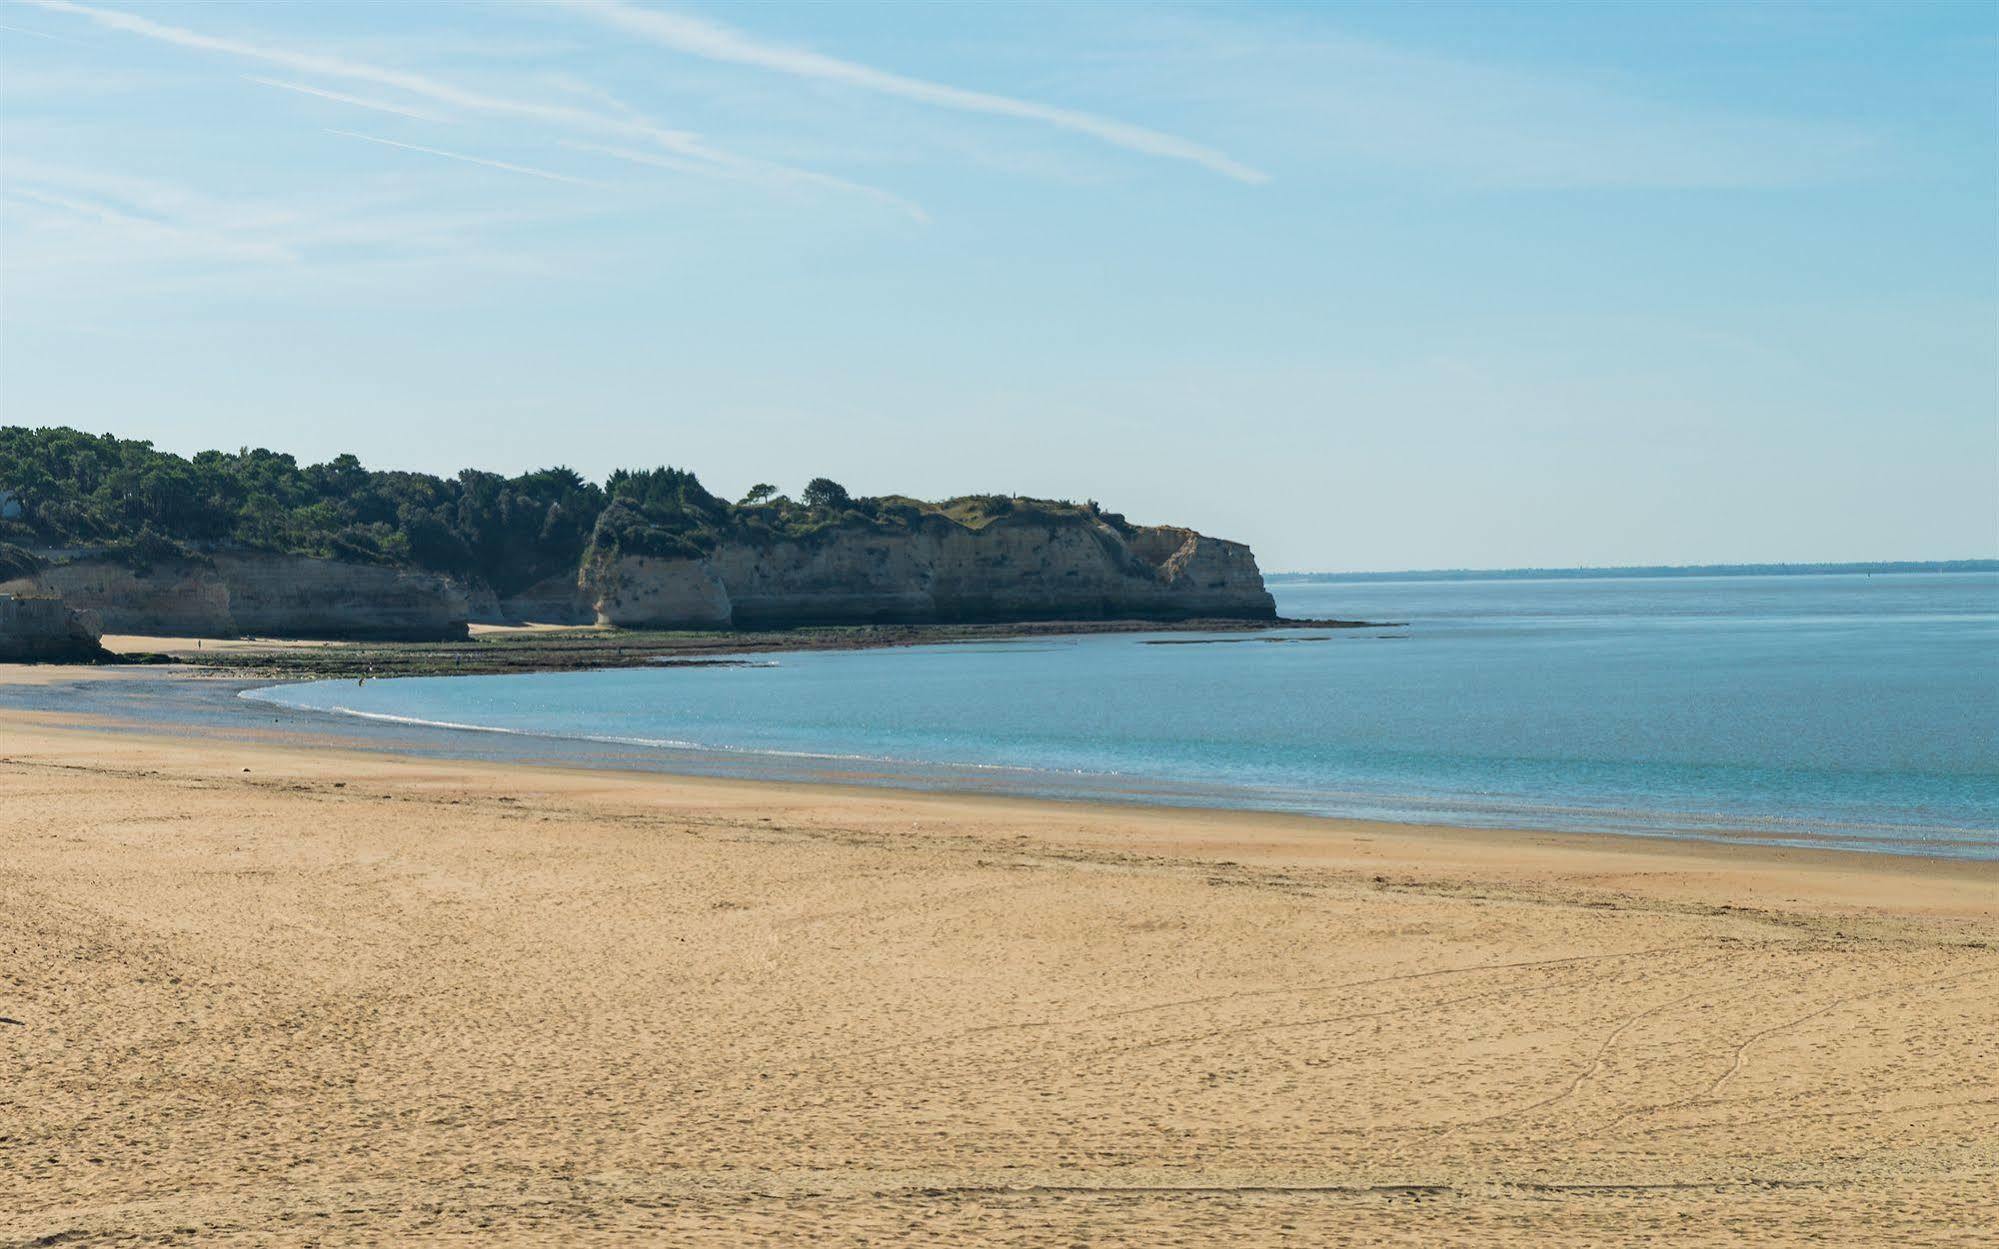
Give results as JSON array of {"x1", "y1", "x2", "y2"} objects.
[{"x1": 0, "y1": 427, "x2": 1114, "y2": 593}]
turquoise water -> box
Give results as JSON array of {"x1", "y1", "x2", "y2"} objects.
[{"x1": 244, "y1": 572, "x2": 1999, "y2": 858}]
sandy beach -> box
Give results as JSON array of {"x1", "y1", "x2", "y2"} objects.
[{"x1": 2, "y1": 679, "x2": 1994, "y2": 1245}]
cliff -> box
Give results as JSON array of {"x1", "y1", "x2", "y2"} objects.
[
  {"x1": 5, "y1": 429, "x2": 1285, "y2": 639},
  {"x1": 495, "y1": 571, "x2": 596, "y2": 626},
  {"x1": 39, "y1": 552, "x2": 469, "y2": 641},
  {"x1": 584, "y1": 511, "x2": 1275, "y2": 629},
  {"x1": 0, "y1": 593, "x2": 108, "y2": 662},
  {"x1": 19, "y1": 518, "x2": 1273, "y2": 639},
  {"x1": 22, "y1": 512, "x2": 1274, "y2": 640}
]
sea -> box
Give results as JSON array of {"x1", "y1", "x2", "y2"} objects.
[{"x1": 242, "y1": 570, "x2": 1999, "y2": 859}]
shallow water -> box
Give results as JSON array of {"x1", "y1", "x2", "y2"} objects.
[{"x1": 245, "y1": 572, "x2": 1999, "y2": 858}]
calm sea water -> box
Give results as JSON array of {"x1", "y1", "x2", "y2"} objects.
[{"x1": 244, "y1": 572, "x2": 1999, "y2": 858}]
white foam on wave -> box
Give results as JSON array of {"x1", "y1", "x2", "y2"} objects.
[
  {"x1": 238, "y1": 686, "x2": 1079, "y2": 775},
  {"x1": 236, "y1": 686, "x2": 1992, "y2": 853}
]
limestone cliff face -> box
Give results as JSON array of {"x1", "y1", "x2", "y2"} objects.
[
  {"x1": 40, "y1": 553, "x2": 469, "y2": 640},
  {"x1": 24, "y1": 514, "x2": 1271, "y2": 638},
  {"x1": 585, "y1": 513, "x2": 1275, "y2": 629},
  {"x1": 214, "y1": 554, "x2": 469, "y2": 640},
  {"x1": 0, "y1": 593, "x2": 106, "y2": 662},
  {"x1": 37, "y1": 559, "x2": 234, "y2": 636}
]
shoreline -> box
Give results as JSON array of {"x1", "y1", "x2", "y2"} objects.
[
  {"x1": 11, "y1": 697, "x2": 1997, "y2": 881},
  {"x1": 81, "y1": 614, "x2": 1393, "y2": 679},
  {"x1": 6, "y1": 707, "x2": 1996, "y2": 924},
  {"x1": 7, "y1": 661, "x2": 1989, "y2": 864},
  {"x1": 3, "y1": 702, "x2": 1995, "y2": 1244}
]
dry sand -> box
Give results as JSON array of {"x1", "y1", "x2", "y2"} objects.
[
  {"x1": 1, "y1": 698, "x2": 1994, "y2": 1245},
  {"x1": 94, "y1": 622, "x2": 591, "y2": 657},
  {"x1": 96, "y1": 634, "x2": 341, "y2": 657}
]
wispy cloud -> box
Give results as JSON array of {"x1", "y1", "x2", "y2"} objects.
[
  {"x1": 327, "y1": 130, "x2": 596, "y2": 186},
  {"x1": 0, "y1": 19, "x2": 91, "y2": 45},
  {"x1": 566, "y1": 139, "x2": 929, "y2": 223},
  {"x1": 2, "y1": 158, "x2": 560, "y2": 275},
  {"x1": 0, "y1": 64, "x2": 179, "y2": 97},
  {"x1": 551, "y1": 0, "x2": 1268, "y2": 184},
  {"x1": 248, "y1": 76, "x2": 454, "y2": 124},
  {"x1": 21, "y1": 0, "x2": 923, "y2": 216},
  {"x1": 7, "y1": 158, "x2": 221, "y2": 226},
  {"x1": 535, "y1": 71, "x2": 648, "y2": 120},
  {"x1": 559, "y1": 141, "x2": 711, "y2": 178},
  {"x1": 4, "y1": 184, "x2": 298, "y2": 264},
  {"x1": 19, "y1": 0, "x2": 678, "y2": 139},
  {"x1": 1123, "y1": 13, "x2": 1873, "y2": 190}
]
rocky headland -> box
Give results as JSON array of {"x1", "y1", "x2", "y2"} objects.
[
  {"x1": 582, "y1": 512, "x2": 1273, "y2": 629},
  {"x1": 2, "y1": 429, "x2": 1279, "y2": 643}
]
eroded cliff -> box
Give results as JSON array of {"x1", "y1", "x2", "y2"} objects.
[
  {"x1": 25, "y1": 515, "x2": 1272, "y2": 639},
  {"x1": 0, "y1": 594, "x2": 107, "y2": 662},
  {"x1": 4, "y1": 430, "x2": 1286, "y2": 640},
  {"x1": 40, "y1": 553, "x2": 469, "y2": 640},
  {"x1": 584, "y1": 512, "x2": 1275, "y2": 629}
]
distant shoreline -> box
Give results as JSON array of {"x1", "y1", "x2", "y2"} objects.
[
  {"x1": 85, "y1": 614, "x2": 1392, "y2": 680},
  {"x1": 1269, "y1": 559, "x2": 1998, "y2": 583}
]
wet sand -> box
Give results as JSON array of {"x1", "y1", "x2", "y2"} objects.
[{"x1": 2, "y1": 682, "x2": 1994, "y2": 1245}]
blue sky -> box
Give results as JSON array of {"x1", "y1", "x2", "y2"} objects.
[{"x1": 1, "y1": 0, "x2": 1992, "y2": 570}]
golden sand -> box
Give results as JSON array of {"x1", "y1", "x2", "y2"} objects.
[
  {"x1": 95, "y1": 634, "x2": 342, "y2": 656},
  {"x1": 2, "y1": 700, "x2": 1993, "y2": 1245}
]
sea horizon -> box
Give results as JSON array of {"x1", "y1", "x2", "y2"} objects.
[{"x1": 1269, "y1": 558, "x2": 1999, "y2": 582}]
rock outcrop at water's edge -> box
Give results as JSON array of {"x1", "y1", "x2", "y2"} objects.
[
  {"x1": 584, "y1": 512, "x2": 1276, "y2": 629},
  {"x1": 0, "y1": 593, "x2": 108, "y2": 662}
]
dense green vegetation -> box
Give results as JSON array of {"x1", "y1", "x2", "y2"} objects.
[
  {"x1": 0, "y1": 426, "x2": 1126, "y2": 592},
  {"x1": 1, "y1": 427, "x2": 604, "y2": 594},
  {"x1": 0, "y1": 541, "x2": 45, "y2": 584}
]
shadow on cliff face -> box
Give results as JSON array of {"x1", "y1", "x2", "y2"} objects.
[{"x1": 0, "y1": 593, "x2": 112, "y2": 664}]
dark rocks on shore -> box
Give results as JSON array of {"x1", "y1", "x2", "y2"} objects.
[{"x1": 171, "y1": 616, "x2": 1376, "y2": 680}]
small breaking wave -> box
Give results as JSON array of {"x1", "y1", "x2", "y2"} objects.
[{"x1": 238, "y1": 686, "x2": 1081, "y2": 775}]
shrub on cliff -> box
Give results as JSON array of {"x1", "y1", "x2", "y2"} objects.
[
  {"x1": 801, "y1": 478, "x2": 852, "y2": 512},
  {"x1": 0, "y1": 426, "x2": 604, "y2": 593},
  {"x1": 587, "y1": 500, "x2": 718, "y2": 562},
  {"x1": 1, "y1": 426, "x2": 1149, "y2": 586},
  {"x1": 585, "y1": 467, "x2": 731, "y2": 562},
  {"x1": 0, "y1": 541, "x2": 45, "y2": 583},
  {"x1": 96, "y1": 527, "x2": 210, "y2": 574}
]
